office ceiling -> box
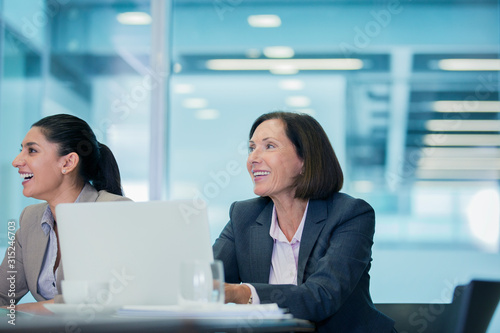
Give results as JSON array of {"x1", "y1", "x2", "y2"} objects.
[{"x1": 4, "y1": 0, "x2": 498, "y2": 186}]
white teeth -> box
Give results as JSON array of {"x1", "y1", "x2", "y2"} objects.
[
  {"x1": 253, "y1": 171, "x2": 270, "y2": 176},
  {"x1": 20, "y1": 173, "x2": 34, "y2": 179}
]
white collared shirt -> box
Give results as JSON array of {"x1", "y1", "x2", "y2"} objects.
[
  {"x1": 37, "y1": 187, "x2": 85, "y2": 299},
  {"x1": 268, "y1": 202, "x2": 309, "y2": 285},
  {"x1": 246, "y1": 201, "x2": 309, "y2": 304},
  {"x1": 37, "y1": 207, "x2": 59, "y2": 299}
]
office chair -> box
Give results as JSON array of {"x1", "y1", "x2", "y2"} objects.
[
  {"x1": 446, "y1": 279, "x2": 500, "y2": 333},
  {"x1": 375, "y1": 279, "x2": 500, "y2": 333}
]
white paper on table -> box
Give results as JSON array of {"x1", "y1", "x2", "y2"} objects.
[{"x1": 117, "y1": 303, "x2": 292, "y2": 319}]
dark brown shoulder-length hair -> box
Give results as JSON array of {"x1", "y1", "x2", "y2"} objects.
[{"x1": 249, "y1": 111, "x2": 343, "y2": 200}]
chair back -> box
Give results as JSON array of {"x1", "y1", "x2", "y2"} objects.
[{"x1": 375, "y1": 279, "x2": 500, "y2": 333}]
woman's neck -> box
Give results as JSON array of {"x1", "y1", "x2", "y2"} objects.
[
  {"x1": 272, "y1": 195, "x2": 308, "y2": 241},
  {"x1": 47, "y1": 181, "x2": 85, "y2": 219}
]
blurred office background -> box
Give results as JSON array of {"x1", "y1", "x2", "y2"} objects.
[{"x1": 0, "y1": 0, "x2": 499, "y2": 329}]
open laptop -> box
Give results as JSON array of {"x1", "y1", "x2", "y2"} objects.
[{"x1": 55, "y1": 200, "x2": 214, "y2": 307}]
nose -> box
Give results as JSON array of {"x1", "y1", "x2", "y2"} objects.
[
  {"x1": 247, "y1": 147, "x2": 262, "y2": 165},
  {"x1": 12, "y1": 151, "x2": 24, "y2": 168}
]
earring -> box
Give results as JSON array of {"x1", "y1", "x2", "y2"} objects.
[{"x1": 62, "y1": 169, "x2": 66, "y2": 174}]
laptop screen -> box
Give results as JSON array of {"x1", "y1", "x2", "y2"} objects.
[{"x1": 56, "y1": 200, "x2": 214, "y2": 306}]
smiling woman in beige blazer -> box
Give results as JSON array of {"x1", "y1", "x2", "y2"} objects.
[{"x1": 0, "y1": 114, "x2": 130, "y2": 314}]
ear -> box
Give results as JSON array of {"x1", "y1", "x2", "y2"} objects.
[{"x1": 60, "y1": 152, "x2": 80, "y2": 175}]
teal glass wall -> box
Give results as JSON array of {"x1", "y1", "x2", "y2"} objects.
[{"x1": 0, "y1": 1, "x2": 499, "y2": 329}]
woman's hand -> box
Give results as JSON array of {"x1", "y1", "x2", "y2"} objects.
[
  {"x1": 1, "y1": 299, "x2": 55, "y2": 315},
  {"x1": 224, "y1": 283, "x2": 251, "y2": 304}
]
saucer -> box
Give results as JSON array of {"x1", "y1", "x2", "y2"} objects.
[{"x1": 44, "y1": 303, "x2": 118, "y2": 316}]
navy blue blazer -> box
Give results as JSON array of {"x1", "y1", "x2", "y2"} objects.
[{"x1": 213, "y1": 192, "x2": 395, "y2": 332}]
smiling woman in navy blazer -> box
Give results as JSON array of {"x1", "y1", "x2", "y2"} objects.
[{"x1": 213, "y1": 111, "x2": 396, "y2": 332}]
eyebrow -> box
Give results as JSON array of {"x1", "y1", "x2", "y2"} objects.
[
  {"x1": 21, "y1": 142, "x2": 39, "y2": 148},
  {"x1": 249, "y1": 137, "x2": 276, "y2": 143}
]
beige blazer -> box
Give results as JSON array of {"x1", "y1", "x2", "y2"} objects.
[{"x1": 0, "y1": 183, "x2": 131, "y2": 305}]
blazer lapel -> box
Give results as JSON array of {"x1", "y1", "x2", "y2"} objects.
[
  {"x1": 297, "y1": 198, "x2": 328, "y2": 284},
  {"x1": 77, "y1": 183, "x2": 99, "y2": 202},
  {"x1": 249, "y1": 201, "x2": 274, "y2": 283},
  {"x1": 24, "y1": 205, "x2": 50, "y2": 297}
]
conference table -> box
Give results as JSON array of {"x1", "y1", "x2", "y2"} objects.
[{"x1": 0, "y1": 308, "x2": 316, "y2": 333}]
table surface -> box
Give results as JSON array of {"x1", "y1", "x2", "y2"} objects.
[{"x1": 0, "y1": 311, "x2": 316, "y2": 333}]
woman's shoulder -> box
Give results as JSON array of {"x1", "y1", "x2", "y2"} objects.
[
  {"x1": 95, "y1": 190, "x2": 133, "y2": 202},
  {"x1": 324, "y1": 192, "x2": 375, "y2": 219},
  {"x1": 328, "y1": 192, "x2": 372, "y2": 207},
  {"x1": 228, "y1": 196, "x2": 272, "y2": 221},
  {"x1": 18, "y1": 202, "x2": 48, "y2": 229}
]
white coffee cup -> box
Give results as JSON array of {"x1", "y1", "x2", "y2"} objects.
[{"x1": 62, "y1": 280, "x2": 111, "y2": 305}]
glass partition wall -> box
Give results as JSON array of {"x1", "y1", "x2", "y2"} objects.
[{"x1": 0, "y1": 0, "x2": 499, "y2": 319}]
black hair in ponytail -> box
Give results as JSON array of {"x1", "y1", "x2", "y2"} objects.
[{"x1": 32, "y1": 114, "x2": 124, "y2": 196}]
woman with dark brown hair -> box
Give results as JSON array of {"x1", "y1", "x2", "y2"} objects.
[
  {"x1": 214, "y1": 111, "x2": 395, "y2": 332},
  {"x1": 0, "y1": 114, "x2": 131, "y2": 313}
]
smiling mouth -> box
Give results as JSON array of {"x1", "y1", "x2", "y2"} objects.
[
  {"x1": 20, "y1": 173, "x2": 34, "y2": 181},
  {"x1": 253, "y1": 171, "x2": 270, "y2": 177}
]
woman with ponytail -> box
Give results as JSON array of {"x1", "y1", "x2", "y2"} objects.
[{"x1": 0, "y1": 114, "x2": 131, "y2": 313}]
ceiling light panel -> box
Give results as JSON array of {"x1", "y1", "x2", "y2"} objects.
[
  {"x1": 438, "y1": 59, "x2": 500, "y2": 71},
  {"x1": 433, "y1": 101, "x2": 500, "y2": 113},
  {"x1": 425, "y1": 120, "x2": 500, "y2": 132},
  {"x1": 117, "y1": 12, "x2": 152, "y2": 25},
  {"x1": 423, "y1": 134, "x2": 500, "y2": 146},
  {"x1": 247, "y1": 15, "x2": 281, "y2": 28},
  {"x1": 279, "y1": 79, "x2": 305, "y2": 90},
  {"x1": 285, "y1": 95, "x2": 311, "y2": 108},
  {"x1": 182, "y1": 98, "x2": 208, "y2": 109},
  {"x1": 206, "y1": 59, "x2": 363, "y2": 71},
  {"x1": 263, "y1": 46, "x2": 295, "y2": 58}
]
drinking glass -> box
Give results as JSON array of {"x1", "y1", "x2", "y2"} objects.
[{"x1": 178, "y1": 259, "x2": 225, "y2": 307}]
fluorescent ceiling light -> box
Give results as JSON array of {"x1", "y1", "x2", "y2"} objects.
[
  {"x1": 296, "y1": 109, "x2": 316, "y2": 116},
  {"x1": 416, "y1": 169, "x2": 500, "y2": 180},
  {"x1": 433, "y1": 101, "x2": 500, "y2": 113},
  {"x1": 117, "y1": 12, "x2": 152, "y2": 25},
  {"x1": 420, "y1": 147, "x2": 500, "y2": 158},
  {"x1": 269, "y1": 66, "x2": 299, "y2": 75},
  {"x1": 418, "y1": 157, "x2": 500, "y2": 170},
  {"x1": 353, "y1": 181, "x2": 374, "y2": 193},
  {"x1": 415, "y1": 181, "x2": 500, "y2": 188},
  {"x1": 182, "y1": 98, "x2": 208, "y2": 109},
  {"x1": 195, "y1": 109, "x2": 220, "y2": 120},
  {"x1": 285, "y1": 96, "x2": 311, "y2": 108},
  {"x1": 263, "y1": 46, "x2": 294, "y2": 58},
  {"x1": 173, "y1": 84, "x2": 195, "y2": 94},
  {"x1": 206, "y1": 59, "x2": 363, "y2": 71},
  {"x1": 279, "y1": 79, "x2": 304, "y2": 91},
  {"x1": 438, "y1": 59, "x2": 500, "y2": 71},
  {"x1": 247, "y1": 15, "x2": 281, "y2": 28},
  {"x1": 425, "y1": 120, "x2": 500, "y2": 132},
  {"x1": 423, "y1": 134, "x2": 500, "y2": 146},
  {"x1": 173, "y1": 63, "x2": 182, "y2": 73}
]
